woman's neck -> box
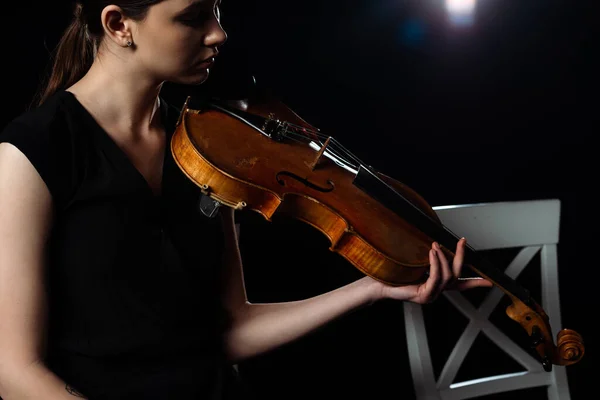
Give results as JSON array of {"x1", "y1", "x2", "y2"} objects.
[{"x1": 67, "y1": 57, "x2": 164, "y2": 138}]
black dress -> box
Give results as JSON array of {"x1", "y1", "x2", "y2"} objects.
[{"x1": 0, "y1": 90, "x2": 241, "y2": 399}]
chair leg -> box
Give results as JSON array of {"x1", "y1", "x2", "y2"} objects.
[
  {"x1": 404, "y1": 302, "x2": 442, "y2": 400},
  {"x1": 541, "y1": 245, "x2": 571, "y2": 400}
]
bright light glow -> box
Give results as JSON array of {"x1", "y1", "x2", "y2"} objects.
[
  {"x1": 445, "y1": 0, "x2": 477, "y2": 26},
  {"x1": 446, "y1": 0, "x2": 476, "y2": 14}
]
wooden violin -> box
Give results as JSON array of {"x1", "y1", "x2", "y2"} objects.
[{"x1": 169, "y1": 87, "x2": 584, "y2": 372}]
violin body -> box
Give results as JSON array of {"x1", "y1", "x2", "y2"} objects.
[
  {"x1": 170, "y1": 89, "x2": 584, "y2": 370},
  {"x1": 172, "y1": 94, "x2": 440, "y2": 287}
]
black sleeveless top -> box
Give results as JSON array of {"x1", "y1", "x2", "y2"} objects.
[{"x1": 0, "y1": 90, "x2": 237, "y2": 399}]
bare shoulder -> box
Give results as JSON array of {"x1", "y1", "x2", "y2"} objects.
[
  {"x1": 0, "y1": 141, "x2": 53, "y2": 238},
  {"x1": 0, "y1": 142, "x2": 52, "y2": 206}
]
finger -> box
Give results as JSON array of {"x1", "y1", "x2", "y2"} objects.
[
  {"x1": 450, "y1": 277, "x2": 494, "y2": 291},
  {"x1": 423, "y1": 248, "x2": 442, "y2": 301},
  {"x1": 452, "y1": 237, "x2": 467, "y2": 278},
  {"x1": 433, "y1": 242, "x2": 452, "y2": 287}
]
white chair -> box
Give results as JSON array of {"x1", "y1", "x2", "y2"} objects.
[{"x1": 404, "y1": 199, "x2": 572, "y2": 400}]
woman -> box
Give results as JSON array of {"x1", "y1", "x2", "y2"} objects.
[{"x1": 0, "y1": 0, "x2": 492, "y2": 398}]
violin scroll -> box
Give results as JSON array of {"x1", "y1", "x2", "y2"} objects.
[
  {"x1": 505, "y1": 297, "x2": 584, "y2": 371},
  {"x1": 556, "y1": 329, "x2": 584, "y2": 364}
]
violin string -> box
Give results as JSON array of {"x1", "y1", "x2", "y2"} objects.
[
  {"x1": 280, "y1": 124, "x2": 363, "y2": 166},
  {"x1": 280, "y1": 124, "x2": 370, "y2": 171},
  {"x1": 210, "y1": 105, "x2": 370, "y2": 172},
  {"x1": 265, "y1": 118, "x2": 458, "y2": 243},
  {"x1": 330, "y1": 138, "x2": 367, "y2": 166},
  {"x1": 259, "y1": 114, "x2": 377, "y2": 174},
  {"x1": 283, "y1": 135, "x2": 362, "y2": 173},
  {"x1": 277, "y1": 130, "x2": 320, "y2": 148},
  {"x1": 275, "y1": 126, "x2": 451, "y2": 243},
  {"x1": 281, "y1": 122, "x2": 369, "y2": 166},
  {"x1": 277, "y1": 127, "x2": 352, "y2": 163},
  {"x1": 286, "y1": 130, "x2": 361, "y2": 170},
  {"x1": 260, "y1": 117, "x2": 466, "y2": 247}
]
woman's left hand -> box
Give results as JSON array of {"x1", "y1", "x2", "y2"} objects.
[{"x1": 371, "y1": 238, "x2": 493, "y2": 304}]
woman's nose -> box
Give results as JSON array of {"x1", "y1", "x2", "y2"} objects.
[{"x1": 205, "y1": 20, "x2": 228, "y2": 48}]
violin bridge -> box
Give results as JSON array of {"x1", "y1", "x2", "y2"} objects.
[{"x1": 307, "y1": 136, "x2": 332, "y2": 171}]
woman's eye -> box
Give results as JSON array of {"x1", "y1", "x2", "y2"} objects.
[
  {"x1": 180, "y1": 8, "x2": 220, "y2": 26},
  {"x1": 180, "y1": 13, "x2": 208, "y2": 25}
]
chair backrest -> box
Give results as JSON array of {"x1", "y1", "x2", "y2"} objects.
[{"x1": 403, "y1": 199, "x2": 571, "y2": 400}]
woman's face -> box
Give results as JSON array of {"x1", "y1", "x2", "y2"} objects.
[{"x1": 132, "y1": 0, "x2": 227, "y2": 85}]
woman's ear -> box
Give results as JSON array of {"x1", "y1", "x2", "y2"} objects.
[{"x1": 100, "y1": 5, "x2": 135, "y2": 48}]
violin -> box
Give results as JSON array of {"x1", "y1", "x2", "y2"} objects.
[{"x1": 169, "y1": 85, "x2": 584, "y2": 372}]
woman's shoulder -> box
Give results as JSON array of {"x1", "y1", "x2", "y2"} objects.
[
  {"x1": 1, "y1": 90, "x2": 77, "y2": 142},
  {"x1": 0, "y1": 90, "x2": 84, "y2": 207}
]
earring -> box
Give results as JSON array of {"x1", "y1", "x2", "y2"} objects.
[{"x1": 126, "y1": 40, "x2": 132, "y2": 47}]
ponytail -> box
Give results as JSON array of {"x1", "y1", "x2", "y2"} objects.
[{"x1": 33, "y1": 3, "x2": 95, "y2": 107}]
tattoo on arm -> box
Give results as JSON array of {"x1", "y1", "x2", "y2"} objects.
[{"x1": 66, "y1": 384, "x2": 86, "y2": 398}]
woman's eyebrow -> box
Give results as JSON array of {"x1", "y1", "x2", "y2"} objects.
[{"x1": 178, "y1": 0, "x2": 206, "y2": 14}]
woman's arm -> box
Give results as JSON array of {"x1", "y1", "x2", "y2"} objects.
[
  {"x1": 1, "y1": 361, "x2": 86, "y2": 399},
  {"x1": 0, "y1": 143, "x2": 86, "y2": 399},
  {"x1": 219, "y1": 207, "x2": 491, "y2": 364},
  {"x1": 225, "y1": 276, "x2": 379, "y2": 364},
  {"x1": 219, "y1": 207, "x2": 381, "y2": 363}
]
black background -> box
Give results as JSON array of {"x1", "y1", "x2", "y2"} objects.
[{"x1": 1, "y1": 1, "x2": 596, "y2": 399}]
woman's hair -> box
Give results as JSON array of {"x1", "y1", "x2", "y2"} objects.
[{"x1": 33, "y1": 1, "x2": 165, "y2": 107}]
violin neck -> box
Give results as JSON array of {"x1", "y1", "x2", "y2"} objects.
[{"x1": 353, "y1": 165, "x2": 533, "y2": 307}]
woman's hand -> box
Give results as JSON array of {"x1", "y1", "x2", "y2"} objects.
[{"x1": 371, "y1": 238, "x2": 493, "y2": 304}]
